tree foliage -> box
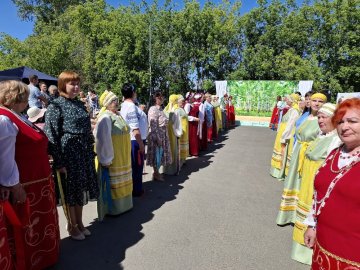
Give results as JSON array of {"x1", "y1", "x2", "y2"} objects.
[
  {"x1": 11, "y1": 0, "x2": 86, "y2": 22},
  {"x1": 1, "y1": 0, "x2": 359, "y2": 101}
]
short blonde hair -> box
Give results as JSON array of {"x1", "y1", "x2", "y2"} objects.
[{"x1": 0, "y1": 80, "x2": 29, "y2": 108}]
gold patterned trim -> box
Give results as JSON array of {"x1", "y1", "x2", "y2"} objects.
[
  {"x1": 318, "y1": 241, "x2": 360, "y2": 267},
  {"x1": 21, "y1": 174, "x2": 52, "y2": 187}
]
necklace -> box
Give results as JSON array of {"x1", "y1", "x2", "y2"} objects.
[
  {"x1": 339, "y1": 149, "x2": 360, "y2": 159},
  {"x1": 329, "y1": 146, "x2": 359, "y2": 174}
]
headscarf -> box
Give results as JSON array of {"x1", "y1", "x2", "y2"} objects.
[
  {"x1": 311, "y1": 93, "x2": 327, "y2": 102},
  {"x1": 98, "y1": 90, "x2": 117, "y2": 115},
  {"x1": 286, "y1": 93, "x2": 301, "y2": 103},
  {"x1": 99, "y1": 90, "x2": 109, "y2": 107},
  {"x1": 286, "y1": 93, "x2": 301, "y2": 112},
  {"x1": 194, "y1": 93, "x2": 202, "y2": 102},
  {"x1": 318, "y1": 103, "x2": 336, "y2": 117},
  {"x1": 164, "y1": 94, "x2": 179, "y2": 112},
  {"x1": 102, "y1": 91, "x2": 118, "y2": 108},
  {"x1": 211, "y1": 95, "x2": 220, "y2": 107}
]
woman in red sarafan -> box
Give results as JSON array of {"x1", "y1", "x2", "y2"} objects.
[
  {"x1": 184, "y1": 93, "x2": 200, "y2": 157},
  {"x1": 304, "y1": 98, "x2": 360, "y2": 269},
  {"x1": 226, "y1": 95, "x2": 236, "y2": 127},
  {"x1": 0, "y1": 80, "x2": 59, "y2": 270},
  {"x1": 269, "y1": 95, "x2": 282, "y2": 131}
]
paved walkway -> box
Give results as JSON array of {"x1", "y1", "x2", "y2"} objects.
[{"x1": 51, "y1": 126, "x2": 309, "y2": 270}]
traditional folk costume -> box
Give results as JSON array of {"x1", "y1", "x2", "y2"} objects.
[
  {"x1": 0, "y1": 107, "x2": 59, "y2": 270},
  {"x1": 164, "y1": 95, "x2": 182, "y2": 175},
  {"x1": 305, "y1": 146, "x2": 360, "y2": 269},
  {"x1": 293, "y1": 111, "x2": 310, "y2": 147},
  {"x1": 277, "y1": 116, "x2": 319, "y2": 225},
  {"x1": 269, "y1": 100, "x2": 282, "y2": 131},
  {"x1": 94, "y1": 92, "x2": 133, "y2": 221},
  {"x1": 185, "y1": 94, "x2": 200, "y2": 156},
  {"x1": 276, "y1": 93, "x2": 327, "y2": 225},
  {"x1": 212, "y1": 95, "x2": 222, "y2": 134},
  {"x1": 146, "y1": 105, "x2": 172, "y2": 169},
  {"x1": 220, "y1": 95, "x2": 228, "y2": 130},
  {"x1": 278, "y1": 102, "x2": 290, "y2": 125},
  {"x1": 270, "y1": 93, "x2": 301, "y2": 180},
  {"x1": 226, "y1": 96, "x2": 236, "y2": 127},
  {"x1": 291, "y1": 104, "x2": 340, "y2": 265},
  {"x1": 177, "y1": 96, "x2": 189, "y2": 168},
  {"x1": 210, "y1": 96, "x2": 218, "y2": 140},
  {"x1": 198, "y1": 97, "x2": 208, "y2": 151},
  {"x1": 204, "y1": 99, "x2": 214, "y2": 143}
]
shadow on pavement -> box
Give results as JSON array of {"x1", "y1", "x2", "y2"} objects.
[{"x1": 48, "y1": 129, "x2": 230, "y2": 270}]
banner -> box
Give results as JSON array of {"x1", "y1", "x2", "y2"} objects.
[
  {"x1": 227, "y1": 80, "x2": 298, "y2": 115},
  {"x1": 336, "y1": 92, "x2": 360, "y2": 103}
]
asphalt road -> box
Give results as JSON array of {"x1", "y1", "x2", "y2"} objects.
[{"x1": 50, "y1": 126, "x2": 309, "y2": 270}]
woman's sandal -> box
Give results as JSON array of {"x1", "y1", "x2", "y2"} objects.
[{"x1": 66, "y1": 224, "x2": 85, "y2": 241}]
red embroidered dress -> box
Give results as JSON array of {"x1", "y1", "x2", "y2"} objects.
[
  {"x1": 188, "y1": 103, "x2": 200, "y2": 156},
  {"x1": 226, "y1": 101, "x2": 235, "y2": 127},
  {"x1": 269, "y1": 105, "x2": 279, "y2": 130},
  {"x1": 312, "y1": 148, "x2": 360, "y2": 269},
  {"x1": 0, "y1": 108, "x2": 59, "y2": 270}
]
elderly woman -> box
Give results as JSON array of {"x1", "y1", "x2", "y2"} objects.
[
  {"x1": 48, "y1": 84, "x2": 59, "y2": 101},
  {"x1": 176, "y1": 95, "x2": 189, "y2": 168},
  {"x1": 147, "y1": 91, "x2": 172, "y2": 181},
  {"x1": 270, "y1": 93, "x2": 301, "y2": 180},
  {"x1": 45, "y1": 71, "x2": 99, "y2": 241},
  {"x1": 198, "y1": 93, "x2": 208, "y2": 150},
  {"x1": 291, "y1": 103, "x2": 341, "y2": 265},
  {"x1": 164, "y1": 94, "x2": 182, "y2": 175},
  {"x1": 276, "y1": 93, "x2": 327, "y2": 226},
  {"x1": 204, "y1": 93, "x2": 214, "y2": 143},
  {"x1": 186, "y1": 93, "x2": 201, "y2": 156},
  {"x1": 211, "y1": 95, "x2": 222, "y2": 135},
  {"x1": 0, "y1": 80, "x2": 59, "y2": 269},
  {"x1": 304, "y1": 98, "x2": 360, "y2": 269},
  {"x1": 94, "y1": 91, "x2": 132, "y2": 221}
]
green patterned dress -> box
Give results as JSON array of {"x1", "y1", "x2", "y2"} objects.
[{"x1": 276, "y1": 117, "x2": 319, "y2": 225}]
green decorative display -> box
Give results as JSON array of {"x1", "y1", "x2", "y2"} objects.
[{"x1": 227, "y1": 81, "x2": 297, "y2": 116}]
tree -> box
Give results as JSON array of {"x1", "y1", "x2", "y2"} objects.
[
  {"x1": 12, "y1": 0, "x2": 86, "y2": 22},
  {"x1": 1, "y1": 0, "x2": 358, "y2": 100},
  {"x1": 0, "y1": 34, "x2": 28, "y2": 70}
]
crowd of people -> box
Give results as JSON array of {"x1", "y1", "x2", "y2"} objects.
[
  {"x1": 2, "y1": 71, "x2": 359, "y2": 269},
  {"x1": 0, "y1": 72, "x2": 236, "y2": 269},
  {"x1": 270, "y1": 92, "x2": 360, "y2": 269}
]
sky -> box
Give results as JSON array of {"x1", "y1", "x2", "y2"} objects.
[{"x1": 0, "y1": 0, "x2": 261, "y2": 40}]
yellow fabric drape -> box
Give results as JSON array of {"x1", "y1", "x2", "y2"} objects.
[
  {"x1": 297, "y1": 141, "x2": 311, "y2": 176},
  {"x1": 293, "y1": 158, "x2": 323, "y2": 244}
]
